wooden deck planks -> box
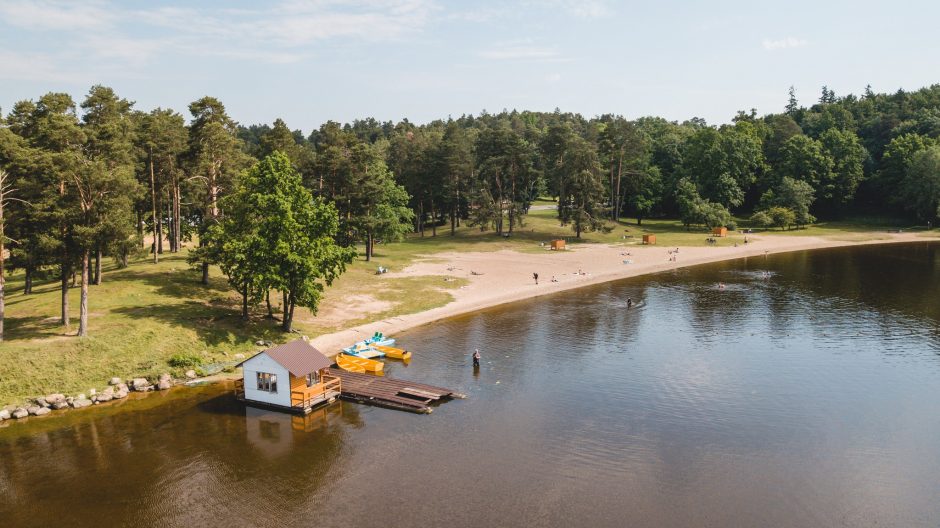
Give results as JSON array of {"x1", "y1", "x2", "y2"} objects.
[{"x1": 324, "y1": 368, "x2": 465, "y2": 414}]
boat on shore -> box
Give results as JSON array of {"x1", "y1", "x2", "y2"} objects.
[
  {"x1": 366, "y1": 332, "x2": 395, "y2": 346},
  {"x1": 342, "y1": 332, "x2": 408, "y2": 360},
  {"x1": 335, "y1": 353, "x2": 384, "y2": 374},
  {"x1": 372, "y1": 344, "x2": 412, "y2": 361},
  {"x1": 342, "y1": 342, "x2": 384, "y2": 359}
]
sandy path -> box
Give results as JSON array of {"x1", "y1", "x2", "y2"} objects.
[{"x1": 309, "y1": 232, "x2": 938, "y2": 354}]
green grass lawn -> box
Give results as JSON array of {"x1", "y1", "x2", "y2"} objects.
[{"x1": 0, "y1": 210, "x2": 925, "y2": 406}]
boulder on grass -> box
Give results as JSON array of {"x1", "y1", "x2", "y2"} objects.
[
  {"x1": 52, "y1": 401, "x2": 69, "y2": 410},
  {"x1": 94, "y1": 387, "x2": 114, "y2": 403},
  {"x1": 27, "y1": 405, "x2": 42, "y2": 416},
  {"x1": 185, "y1": 370, "x2": 197, "y2": 379},
  {"x1": 0, "y1": 409, "x2": 10, "y2": 420},
  {"x1": 71, "y1": 398, "x2": 92, "y2": 409},
  {"x1": 12, "y1": 408, "x2": 28, "y2": 419},
  {"x1": 157, "y1": 380, "x2": 172, "y2": 390},
  {"x1": 34, "y1": 407, "x2": 51, "y2": 416},
  {"x1": 46, "y1": 394, "x2": 66, "y2": 406},
  {"x1": 108, "y1": 377, "x2": 122, "y2": 386},
  {"x1": 130, "y1": 378, "x2": 152, "y2": 391},
  {"x1": 113, "y1": 387, "x2": 128, "y2": 399},
  {"x1": 35, "y1": 397, "x2": 49, "y2": 408}
]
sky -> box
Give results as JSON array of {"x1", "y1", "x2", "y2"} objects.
[{"x1": 1, "y1": 0, "x2": 939, "y2": 134}]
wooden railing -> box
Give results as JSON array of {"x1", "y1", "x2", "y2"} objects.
[{"x1": 290, "y1": 375, "x2": 342, "y2": 409}]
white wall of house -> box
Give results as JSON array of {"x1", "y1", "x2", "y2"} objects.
[{"x1": 242, "y1": 353, "x2": 291, "y2": 408}]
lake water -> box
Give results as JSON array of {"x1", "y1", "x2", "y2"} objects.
[{"x1": 2, "y1": 243, "x2": 939, "y2": 527}]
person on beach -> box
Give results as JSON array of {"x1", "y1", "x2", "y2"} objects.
[
  {"x1": 551, "y1": 275, "x2": 558, "y2": 282},
  {"x1": 533, "y1": 272, "x2": 539, "y2": 285},
  {"x1": 472, "y1": 349, "x2": 481, "y2": 368}
]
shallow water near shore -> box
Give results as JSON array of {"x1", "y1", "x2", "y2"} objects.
[{"x1": 2, "y1": 242, "x2": 940, "y2": 527}]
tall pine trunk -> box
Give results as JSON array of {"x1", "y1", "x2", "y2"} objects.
[
  {"x1": 365, "y1": 231, "x2": 373, "y2": 261},
  {"x1": 24, "y1": 264, "x2": 32, "y2": 295},
  {"x1": 172, "y1": 180, "x2": 181, "y2": 252},
  {"x1": 78, "y1": 249, "x2": 89, "y2": 337},
  {"x1": 150, "y1": 149, "x2": 159, "y2": 263},
  {"x1": 60, "y1": 252, "x2": 69, "y2": 327},
  {"x1": 203, "y1": 161, "x2": 219, "y2": 285},
  {"x1": 266, "y1": 291, "x2": 274, "y2": 319}
]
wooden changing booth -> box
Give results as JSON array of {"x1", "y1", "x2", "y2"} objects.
[
  {"x1": 550, "y1": 239, "x2": 566, "y2": 250},
  {"x1": 642, "y1": 234, "x2": 656, "y2": 245},
  {"x1": 712, "y1": 226, "x2": 728, "y2": 237}
]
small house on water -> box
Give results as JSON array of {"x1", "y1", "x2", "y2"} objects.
[{"x1": 235, "y1": 339, "x2": 342, "y2": 414}]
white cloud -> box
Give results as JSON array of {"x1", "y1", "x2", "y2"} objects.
[
  {"x1": 480, "y1": 42, "x2": 560, "y2": 61},
  {"x1": 0, "y1": 0, "x2": 116, "y2": 31},
  {"x1": 545, "y1": 73, "x2": 562, "y2": 83},
  {"x1": 525, "y1": 0, "x2": 610, "y2": 19},
  {"x1": 0, "y1": 49, "x2": 90, "y2": 83},
  {"x1": 0, "y1": 0, "x2": 437, "y2": 77},
  {"x1": 762, "y1": 37, "x2": 808, "y2": 51}
]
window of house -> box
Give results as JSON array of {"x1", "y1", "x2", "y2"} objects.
[
  {"x1": 305, "y1": 372, "x2": 319, "y2": 387},
  {"x1": 256, "y1": 372, "x2": 278, "y2": 393}
]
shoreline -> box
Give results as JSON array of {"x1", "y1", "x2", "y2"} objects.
[
  {"x1": 3, "y1": 232, "x2": 936, "y2": 426},
  {"x1": 310, "y1": 232, "x2": 939, "y2": 354}
]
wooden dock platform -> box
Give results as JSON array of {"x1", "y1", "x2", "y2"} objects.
[{"x1": 324, "y1": 368, "x2": 465, "y2": 414}]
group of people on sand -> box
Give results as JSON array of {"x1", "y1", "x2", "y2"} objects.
[{"x1": 531, "y1": 271, "x2": 576, "y2": 285}]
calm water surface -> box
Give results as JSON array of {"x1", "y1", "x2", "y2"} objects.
[{"x1": 2, "y1": 243, "x2": 940, "y2": 527}]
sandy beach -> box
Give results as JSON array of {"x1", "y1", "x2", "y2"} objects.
[{"x1": 310, "y1": 232, "x2": 937, "y2": 354}]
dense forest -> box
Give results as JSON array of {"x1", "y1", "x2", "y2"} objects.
[{"x1": 2, "y1": 83, "x2": 940, "y2": 338}]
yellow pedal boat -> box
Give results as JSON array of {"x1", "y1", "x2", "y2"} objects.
[
  {"x1": 372, "y1": 344, "x2": 412, "y2": 361},
  {"x1": 336, "y1": 353, "x2": 384, "y2": 373}
]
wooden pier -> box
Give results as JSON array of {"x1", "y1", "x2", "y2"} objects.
[{"x1": 324, "y1": 368, "x2": 465, "y2": 414}]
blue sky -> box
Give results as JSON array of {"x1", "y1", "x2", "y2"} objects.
[{"x1": 1, "y1": 0, "x2": 938, "y2": 133}]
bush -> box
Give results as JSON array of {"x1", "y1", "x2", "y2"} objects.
[
  {"x1": 751, "y1": 207, "x2": 796, "y2": 230},
  {"x1": 168, "y1": 353, "x2": 203, "y2": 369}
]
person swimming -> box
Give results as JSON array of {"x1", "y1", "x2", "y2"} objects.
[{"x1": 627, "y1": 298, "x2": 634, "y2": 308}]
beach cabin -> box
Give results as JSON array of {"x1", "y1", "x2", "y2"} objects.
[
  {"x1": 712, "y1": 226, "x2": 728, "y2": 237},
  {"x1": 550, "y1": 239, "x2": 566, "y2": 250},
  {"x1": 642, "y1": 234, "x2": 656, "y2": 245},
  {"x1": 235, "y1": 339, "x2": 342, "y2": 414}
]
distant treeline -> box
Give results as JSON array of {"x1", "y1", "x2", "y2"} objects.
[{"x1": 2, "y1": 83, "x2": 940, "y2": 335}]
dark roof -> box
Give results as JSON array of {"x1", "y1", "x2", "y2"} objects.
[{"x1": 239, "y1": 339, "x2": 333, "y2": 377}]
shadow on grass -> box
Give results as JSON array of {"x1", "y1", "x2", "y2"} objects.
[
  {"x1": 3, "y1": 314, "x2": 70, "y2": 341},
  {"x1": 111, "y1": 300, "x2": 288, "y2": 348}
]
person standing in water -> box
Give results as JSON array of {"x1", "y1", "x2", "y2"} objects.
[
  {"x1": 472, "y1": 349, "x2": 481, "y2": 368},
  {"x1": 627, "y1": 298, "x2": 633, "y2": 308}
]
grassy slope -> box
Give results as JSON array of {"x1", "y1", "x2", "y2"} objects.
[{"x1": 0, "y1": 207, "x2": 921, "y2": 405}]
